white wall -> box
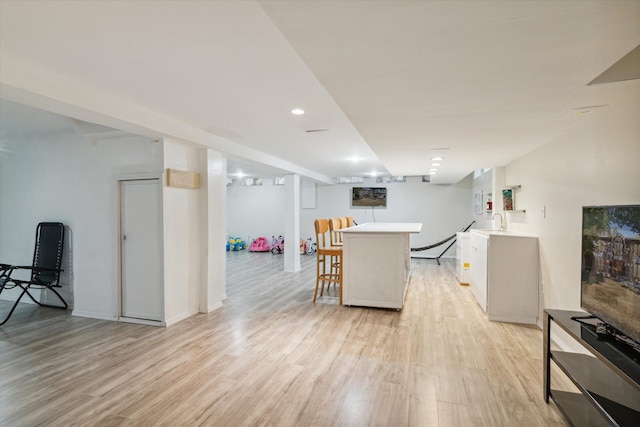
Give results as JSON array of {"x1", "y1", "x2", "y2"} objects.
[
  {"x1": 470, "y1": 168, "x2": 496, "y2": 230},
  {"x1": 0, "y1": 120, "x2": 163, "y2": 319},
  {"x1": 227, "y1": 175, "x2": 474, "y2": 258},
  {"x1": 0, "y1": 118, "x2": 224, "y2": 325},
  {"x1": 163, "y1": 138, "x2": 204, "y2": 324},
  {"x1": 302, "y1": 176, "x2": 474, "y2": 258},
  {"x1": 502, "y1": 98, "x2": 640, "y2": 319},
  {"x1": 226, "y1": 178, "x2": 287, "y2": 243}
]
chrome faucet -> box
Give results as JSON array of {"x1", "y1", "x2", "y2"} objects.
[{"x1": 492, "y1": 213, "x2": 503, "y2": 231}]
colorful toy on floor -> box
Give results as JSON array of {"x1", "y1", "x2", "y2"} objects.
[
  {"x1": 226, "y1": 237, "x2": 246, "y2": 251},
  {"x1": 249, "y1": 236, "x2": 270, "y2": 252},
  {"x1": 300, "y1": 238, "x2": 316, "y2": 255},
  {"x1": 271, "y1": 235, "x2": 284, "y2": 254}
]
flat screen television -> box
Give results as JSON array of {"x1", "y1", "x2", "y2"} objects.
[
  {"x1": 581, "y1": 205, "x2": 640, "y2": 345},
  {"x1": 351, "y1": 187, "x2": 387, "y2": 208}
]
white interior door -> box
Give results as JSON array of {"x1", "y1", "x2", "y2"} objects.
[{"x1": 120, "y1": 179, "x2": 163, "y2": 322}]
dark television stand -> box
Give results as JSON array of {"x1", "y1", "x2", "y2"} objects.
[{"x1": 544, "y1": 309, "x2": 640, "y2": 426}]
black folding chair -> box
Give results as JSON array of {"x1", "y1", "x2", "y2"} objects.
[{"x1": 0, "y1": 222, "x2": 66, "y2": 325}]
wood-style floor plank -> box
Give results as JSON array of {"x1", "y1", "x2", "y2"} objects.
[{"x1": 1, "y1": 251, "x2": 568, "y2": 426}]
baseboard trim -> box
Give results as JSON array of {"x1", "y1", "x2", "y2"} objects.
[
  {"x1": 208, "y1": 300, "x2": 224, "y2": 312},
  {"x1": 72, "y1": 310, "x2": 118, "y2": 322},
  {"x1": 119, "y1": 316, "x2": 165, "y2": 327},
  {"x1": 164, "y1": 311, "x2": 196, "y2": 327}
]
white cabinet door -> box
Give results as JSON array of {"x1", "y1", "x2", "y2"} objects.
[
  {"x1": 469, "y1": 232, "x2": 488, "y2": 312},
  {"x1": 486, "y1": 235, "x2": 539, "y2": 324}
]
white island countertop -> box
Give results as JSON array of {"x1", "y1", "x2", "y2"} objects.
[{"x1": 342, "y1": 222, "x2": 422, "y2": 234}]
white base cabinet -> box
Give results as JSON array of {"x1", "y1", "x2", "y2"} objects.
[
  {"x1": 469, "y1": 230, "x2": 539, "y2": 324},
  {"x1": 456, "y1": 232, "x2": 470, "y2": 285}
]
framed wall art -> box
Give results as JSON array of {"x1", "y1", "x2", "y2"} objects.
[
  {"x1": 502, "y1": 188, "x2": 514, "y2": 211},
  {"x1": 474, "y1": 190, "x2": 483, "y2": 215}
]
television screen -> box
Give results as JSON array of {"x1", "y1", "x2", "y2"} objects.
[
  {"x1": 352, "y1": 187, "x2": 387, "y2": 208},
  {"x1": 581, "y1": 205, "x2": 640, "y2": 345}
]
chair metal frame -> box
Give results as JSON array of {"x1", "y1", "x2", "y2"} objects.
[{"x1": 0, "y1": 222, "x2": 66, "y2": 325}]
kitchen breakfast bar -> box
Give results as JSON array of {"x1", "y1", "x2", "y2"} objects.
[{"x1": 341, "y1": 222, "x2": 422, "y2": 309}]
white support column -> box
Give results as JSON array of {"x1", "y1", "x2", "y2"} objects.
[
  {"x1": 200, "y1": 149, "x2": 227, "y2": 312},
  {"x1": 284, "y1": 174, "x2": 301, "y2": 272}
]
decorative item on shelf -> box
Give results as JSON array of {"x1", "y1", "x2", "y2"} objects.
[
  {"x1": 502, "y1": 185, "x2": 525, "y2": 212},
  {"x1": 502, "y1": 188, "x2": 514, "y2": 211},
  {"x1": 485, "y1": 192, "x2": 493, "y2": 212}
]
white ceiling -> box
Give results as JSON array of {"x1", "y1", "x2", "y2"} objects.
[{"x1": 1, "y1": 1, "x2": 639, "y2": 183}]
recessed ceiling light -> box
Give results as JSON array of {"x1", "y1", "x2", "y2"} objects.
[
  {"x1": 291, "y1": 108, "x2": 305, "y2": 115},
  {"x1": 431, "y1": 163, "x2": 441, "y2": 167},
  {"x1": 431, "y1": 157, "x2": 444, "y2": 161},
  {"x1": 351, "y1": 156, "x2": 361, "y2": 163}
]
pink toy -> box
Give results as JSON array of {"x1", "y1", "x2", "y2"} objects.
[{"x1": 248, "y1": 237, "x2": 270, "y2": 252}]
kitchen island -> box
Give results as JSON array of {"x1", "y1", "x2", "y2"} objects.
[{"x1": 341, "y1": 222, "x2": 422, "y2": 309}]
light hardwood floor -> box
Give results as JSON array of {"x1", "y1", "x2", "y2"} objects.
[{"x1": 0, "y1": 251, "x2": 568, "y2": 426}]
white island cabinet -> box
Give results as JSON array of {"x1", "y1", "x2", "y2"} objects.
[
  {"x1": 469, "y1": 230, "x2": 539, "y2": 324},
  {"x1": 342, "y1": 223, "x2": 422, "y2": 309}
]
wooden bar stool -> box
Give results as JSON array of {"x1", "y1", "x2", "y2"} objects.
[
  {"x1": 329, "y1": 217, "x2": 343, "y2": 247},
  {"x1": 328, "y1": 218, "x2": 344, "y2": 283},
  {"x1": 313, "y1": 219, "x2": 343, "y2": 304}
]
